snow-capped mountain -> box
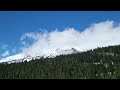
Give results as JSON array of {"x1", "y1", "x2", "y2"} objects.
[
  {"x1": 0, "y1": 53, "x2": 25, "y2": 64},
  {"x1": 43, "y1": 48, "x2": 79, "y2": 58},
  {"x1": 0, "y1": 48, "x2": 79, "y2": 64}
]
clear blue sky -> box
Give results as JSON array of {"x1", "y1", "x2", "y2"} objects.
[{"x1": 0, "y1": 11, "x2": 120, "y2": 57}]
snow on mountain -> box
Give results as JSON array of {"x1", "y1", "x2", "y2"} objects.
[
  {"x1": 44, "y1": 48, "x2": 79, "y2": 58},
  {"x1": 0, "y1": 48, "x2": 79, "y2": 64},
  {"x1": 0, "y1": 53, "x2": 25, "y2": 63}
]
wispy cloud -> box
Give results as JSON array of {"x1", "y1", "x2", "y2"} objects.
[
  {"x1": 12, "y1": 49, "x2": 16, "y2": 53},
  {"x1": 20, "y1": 20, "x2": 120, "y2": 57},
  {"x1": 1, "y1": 44, "x2": 8, "y2": 50},
  {"x1": 20, "y1": 32, "x2": 40, "y2": 41},
  {"x1": 1, "y1": 50, "x2": 9, "y2": 57}
]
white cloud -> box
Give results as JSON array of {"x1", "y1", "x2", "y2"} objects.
[
  {"x1": 21, "y1": 41, "x2": 30, "y2": 47},
  {"x1": 1, "y1": 50, "x2": 9, "y2": 57},
  {"x1": 20, "y1": 32, "x2": 38, "y2": 41},
  {"x1": 20, "y1": 30, "x2": 48, "y2": 41},
  {"x1": 20, "y1": 20, "x2": 120, "y2": 57}
]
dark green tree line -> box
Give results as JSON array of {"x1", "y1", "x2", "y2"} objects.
[{"x1": 0, "y1": 45, "x2": 120, "y2": 79}]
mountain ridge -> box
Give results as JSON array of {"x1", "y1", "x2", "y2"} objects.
[
  {"x1": 0, "y1": 48, "x2": 79, "y2": 64},
  {"x1": 1, "y1": 45, "x2": 120, "y2": 79}
]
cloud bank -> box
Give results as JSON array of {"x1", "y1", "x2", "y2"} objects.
[{"x1": 20, "y1": 20, "x2": 120, "y2": 57}]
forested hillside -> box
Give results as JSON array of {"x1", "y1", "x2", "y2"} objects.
[{"x1": 1, "y1": 45, "x2": 120, "y2": 79}]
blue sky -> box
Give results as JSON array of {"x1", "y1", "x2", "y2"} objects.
[{"x1": 0, "y1": 11, "x2": 120, "y2": 58}]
